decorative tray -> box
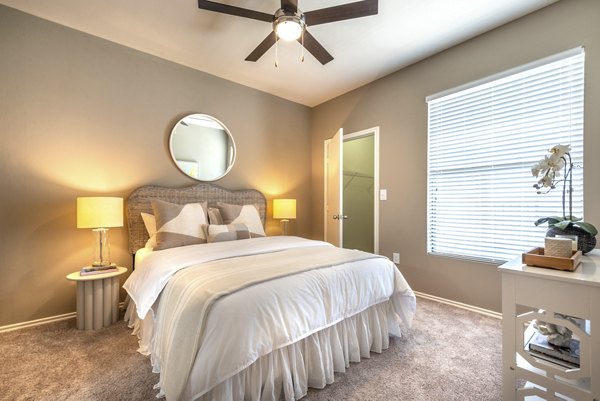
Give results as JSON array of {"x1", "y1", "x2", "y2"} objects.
[{"x1": 522, "y1": 247, "x2": 582, "y2": 271}]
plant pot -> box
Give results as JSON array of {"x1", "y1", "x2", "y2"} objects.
[{"x1": 546, "y1": 226, "x2": 597, "y2": 254}]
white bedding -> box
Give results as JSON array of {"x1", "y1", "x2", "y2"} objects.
[
  {"x1": 125, "y1": 236, "x2": 336, "y2": 319},
  {"x1": 124, "y1": 236, "x2": 416, "y2": 401}
]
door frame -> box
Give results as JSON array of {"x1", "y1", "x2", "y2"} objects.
[{"x1": 324, "y1": 126, "x2": 380, "y2": 253}]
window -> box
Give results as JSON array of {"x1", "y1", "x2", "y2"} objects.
[{"x1": 427, "y1": 48, "x2": 585, "y2": 263}]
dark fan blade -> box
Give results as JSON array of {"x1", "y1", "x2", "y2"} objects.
[
  {"x1": 304, "y1": 0, "x2": 378, "y2": 26},
  {"x1": 245, "y1": 31, "x2": 278, "y2": 62},
  {"x1": 300, "y1": 30, "x2": 333, "y2": 65},
  {"x1": 281, "y1": 0, "x2": 298, "y2": 12},
  {"x1": 198, "y1": 0, "x2": 273, "y2": 23}
]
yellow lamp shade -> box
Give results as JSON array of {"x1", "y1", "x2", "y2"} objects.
[
  {"x1": 77, "y1": 197, "x2": 124, "y2": 228},
  {"x1": 273, "y1": 199, "x2": 296, "y2": 220}
]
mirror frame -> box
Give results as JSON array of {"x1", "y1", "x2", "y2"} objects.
[{"x1": 169, "y1": 114, "x2": 236, "y2": 182}]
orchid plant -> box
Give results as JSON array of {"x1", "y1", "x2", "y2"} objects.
[{"x1": 531, "y1": 144, "x2": 597, "y2": 236}]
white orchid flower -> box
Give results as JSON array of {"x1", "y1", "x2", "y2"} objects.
[
  {"x1": 546, "y1": 154, "x2": 565, "y2": 172},
  {"x1": 531, "y1": 143, "x2": 570, "y2": 189},
  {"x1": 539, "y1": 175, "x2": 553, "y2": 187},
  {"x1": 538, "y1": 157, "x2": 550, "y2": 172},
  {"x1": 550, "y1": 144, "x2": 571, "y2": 158}
]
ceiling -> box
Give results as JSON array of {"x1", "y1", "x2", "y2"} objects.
[{"x1": 0, "y1": 0, "x2": 558, "y2": 107}]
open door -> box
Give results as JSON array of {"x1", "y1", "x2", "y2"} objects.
[{"x1": 325, "y1": 128, "x2": 343, "y2": 246}]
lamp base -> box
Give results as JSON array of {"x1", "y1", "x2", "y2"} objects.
[
  {"x1": 92, "y1": 262, "x2": 114, "y2": 268},
  {"x1": 91, "y1": 228, "x2": 112, "y2": 267},
  {"x1": 280, "y1": 219, "x2": 289, "y2": 236}
]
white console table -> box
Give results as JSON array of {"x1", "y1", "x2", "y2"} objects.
[
  {"x1": 66, "y1": 267, "x2": 127, "y2": 330},
  {"x1": 499, "y1": 250, "x2": 600, "y2": 401}
]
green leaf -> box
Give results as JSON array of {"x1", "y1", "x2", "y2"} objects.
[
  {"x1": 574, "y1": 222, "x2": 598, "y2": 237},
  {"x1": 566, "y1": 215, "x2": 583, "y2": 222},
  {"x1": 553, "y1": 220, "x2": 573, "y2": 230},
  {"x1": 534, "y1": 216, "x2": 564, "y2": 226}
]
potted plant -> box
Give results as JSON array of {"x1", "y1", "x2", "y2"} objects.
[{"x1": 531, "y1": 144, "x2": 597, "y2": 253}]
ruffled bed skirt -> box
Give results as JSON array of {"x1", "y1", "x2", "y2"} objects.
[{"x1": 126, "y1": 300, "x2": 396, "y2": 401}]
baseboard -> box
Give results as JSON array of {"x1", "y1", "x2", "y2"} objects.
[
  {"x1": 414, "y1": 291, "x2": 502, "y2": 319},
  {"x1": 0, "y1": 301, "x2": 127, "y2": 333},
  {"x1": 0, "y1": 312, "x2": 76, "y2": 333}
]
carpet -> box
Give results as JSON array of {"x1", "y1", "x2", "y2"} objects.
[{"x1": 0, "y1": 297, "x2": 502, "y2": 400}]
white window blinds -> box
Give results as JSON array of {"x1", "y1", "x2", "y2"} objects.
[{"x1": 427, "y1": 48, "x2": 585, "y2": 263}]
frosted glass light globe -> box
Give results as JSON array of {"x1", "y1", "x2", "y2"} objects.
[{"x1": 276, "y1": 20, "x2": 302, "y2": 41}]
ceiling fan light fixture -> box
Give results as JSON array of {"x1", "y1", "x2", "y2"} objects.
[
  {"x1": 198, "y1": 0, "x2": 378, "y2": 65},
  {"x1": 273, "y1": 9, "x2": 305, "y2": 41}
]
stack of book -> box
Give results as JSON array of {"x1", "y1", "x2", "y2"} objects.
[
  {"x1": 525, "y1": 329, "x2": 580, "y2": 369},
  {"x1": 80, "y1": 264, "x2": 118, "y2": 276}
]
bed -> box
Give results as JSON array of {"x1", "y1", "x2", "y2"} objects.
[{"x1": 123, "y1": 183, "x2": 416, "y2": 401}]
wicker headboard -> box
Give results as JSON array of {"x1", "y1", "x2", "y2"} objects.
[{"x1": 127, "y1": 183, "x2": 267, "y2": 254}]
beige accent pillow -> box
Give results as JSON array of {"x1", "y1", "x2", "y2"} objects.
[
  {"x1": 140, "y1": 212, "x2": 157, "y2": 249},
  {"x1": 203, "y1": 223, "x2": 250, "y2": 243},
  {"x1": 151, "y1": 200, "x2": 208, "y2": 250},
  {"x1": 141, "y1": 212, "x2": 156, "y2": 236},
  {"x1": 216, "y1": 202, "x2": 265, "y2": 238}
]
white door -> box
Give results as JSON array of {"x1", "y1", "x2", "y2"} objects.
[{"x1": 325, "y1": 128, "x2": 343, "y2": 246}]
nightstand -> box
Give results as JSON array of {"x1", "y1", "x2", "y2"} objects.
[
  {"x1": 66, "y1": 267, "x2": 127, "y2": 330},
  {"x1": 499, "y1": 250, "x2": 600, "y2": 400}
]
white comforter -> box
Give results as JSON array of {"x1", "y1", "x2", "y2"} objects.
[
  {"x1": 125, "y1": 236, "x2": 338, "y2": 319},
  {"x1": 124, "y1": 236, "x2": 416, "y2": 400}
]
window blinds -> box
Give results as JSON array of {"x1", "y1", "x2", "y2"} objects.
[{"x1": 427, "y1": 48, "x2": 585, "y2": 263}]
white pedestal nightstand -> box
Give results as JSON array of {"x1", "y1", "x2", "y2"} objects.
[
  {"x1": 499, "y1": 250, "x2": 600, "y2": 401},
  {"x1": 66, "y1": 267, "x2": 128, "y2": 330}
]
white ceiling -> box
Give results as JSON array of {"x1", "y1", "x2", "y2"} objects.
[{"x1": 1, "y1": 0, "x2": 558, "y2": 107}]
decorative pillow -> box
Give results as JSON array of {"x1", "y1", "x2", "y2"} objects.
[
  {"x1": 203, "y1": 223, "x2": 250, "y2": 243},
  {"x1": 140, "y1": 212, "x2": 157, "y2": 249},
  {"x1": 216, "y1": 202, "x2": 265, "y2": 238},
  {"x1": 145, "y1": 236, "x2": 157, "y2": 249},
  {"x1": 208, "y1": 207, "x2": 224, "y2": 225},
  {"x1": 140, "y1": 212, "x2": 156, "y2": 249},
  {"x1": 140, "y1": 212, "x2": 157, "y2": 236},
  {"x1": 151, "y1": 200, "x2": 208, "y2": 250}
]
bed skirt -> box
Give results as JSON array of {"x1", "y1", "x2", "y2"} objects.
[{"x1": 126, "y1": 300, "x2": 396, "y2": 401}]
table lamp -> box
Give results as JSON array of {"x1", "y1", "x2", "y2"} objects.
[
  {"x1": 273, "y1": 199, "x2": 296, "y2": 236},
  {"x1": 77, "y1": 197, "x2": 123, "y2": 267}
]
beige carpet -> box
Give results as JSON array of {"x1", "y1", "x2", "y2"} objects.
[{"x1": 0, "y1": 298, "x2": 502, "y2": 400}]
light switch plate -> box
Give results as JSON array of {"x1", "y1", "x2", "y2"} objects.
[
  {"x1": 392, "y1": 252, "x2": 400, "y2": 264},
  {"x1": 380, "y1": 189, "x2": 387, "y2": 201}
]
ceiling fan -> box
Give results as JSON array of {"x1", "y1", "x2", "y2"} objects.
[{"x1": 197, "y1": 0, "x2": 378, "y2": 65}]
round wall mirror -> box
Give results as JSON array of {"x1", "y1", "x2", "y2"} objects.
[{"x1": 169, "y1": 114, "x2": 236, "y2": 181}]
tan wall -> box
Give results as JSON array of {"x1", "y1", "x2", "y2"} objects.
[
  {"x1": 311, "y1": 0, "x2": 600, "y2": 312},
  {"x1": 2, "y1": 0, "x2": 599, "y2": 326},
  {"x1": 0, "y1": 6, "x2": 311, "y2": 327}
]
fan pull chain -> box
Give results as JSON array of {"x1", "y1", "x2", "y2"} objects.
[
  {"x1": 301, "y1": 29, "x2": 305, "y2": 62},
  {"x1": 275, "y1": 38, "x2": 279, "y2": 68}
]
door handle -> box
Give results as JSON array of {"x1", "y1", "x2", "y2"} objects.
[{"x1": 332, "y1": 215, "x2": 348, "y2": 220}]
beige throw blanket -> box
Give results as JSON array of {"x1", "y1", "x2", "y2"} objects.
[{"x1": 153, "y1": 245, "x2": 385, "y2": 401}]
